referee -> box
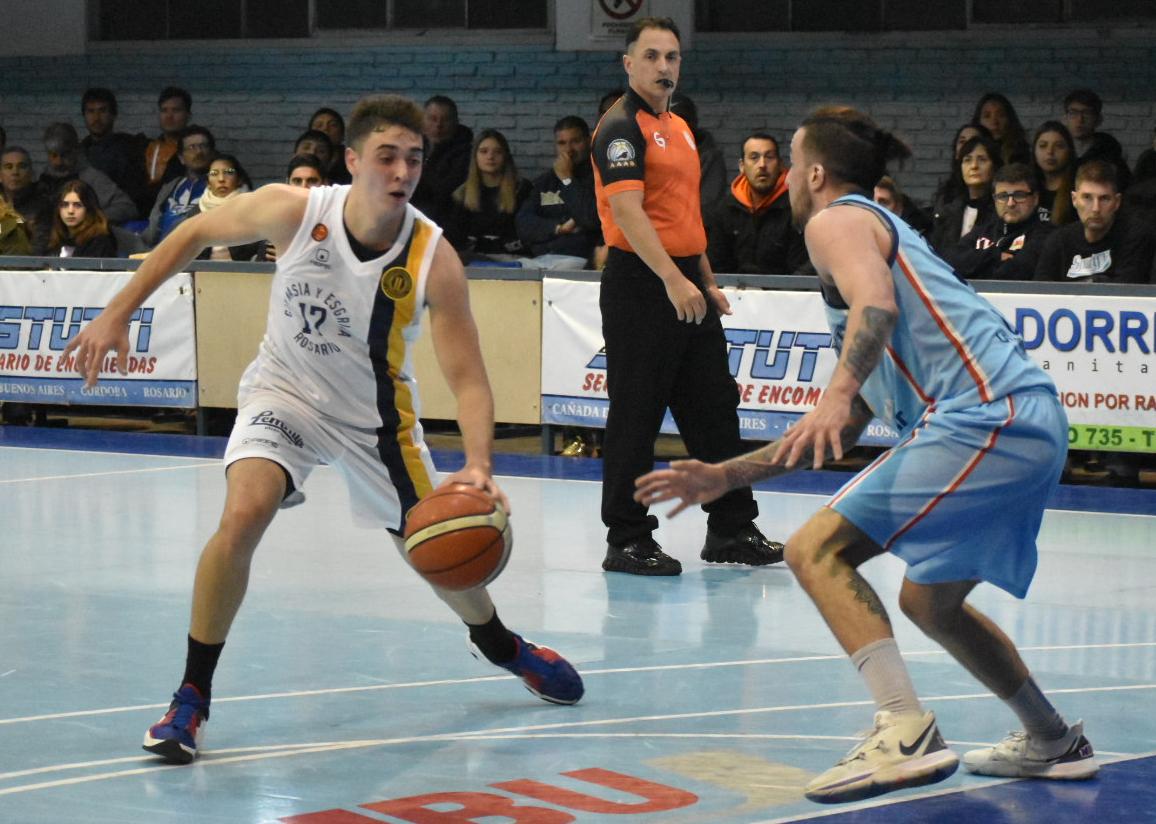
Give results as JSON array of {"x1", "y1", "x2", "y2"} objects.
[{"x1": 591, "y1": 16, "x2": 784, "y2": 576}]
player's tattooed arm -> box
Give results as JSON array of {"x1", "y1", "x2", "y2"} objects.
[
  {"x1": 841, "y1": 306, "x2": 897, "y2": 385},
  {"x1": 721, "y1": 394, "x2": 876, "y2": 488}
]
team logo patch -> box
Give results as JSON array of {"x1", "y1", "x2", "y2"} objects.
[
  {"x1": 607, "y1": 139, "x2": 635, "y2": 162},
  {"x1": 381, "y1": 266, "x2": 414, "y2": 301},
  {"x1": 311, "y1": 247, "x2": 331, "y2": 267},
  {"x1": 311, "y1": 223, "x2": 328, "y2": 242}
]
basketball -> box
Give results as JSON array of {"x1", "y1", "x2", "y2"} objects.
[{"x1": 403, "y1": 483, "x2": 512, "y2": 591}]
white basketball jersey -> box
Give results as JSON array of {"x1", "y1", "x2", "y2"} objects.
[{"x1": 238, "y1": 185, "x2": 442, "y2": 433}]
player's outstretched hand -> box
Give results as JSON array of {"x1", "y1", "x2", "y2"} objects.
[
  {"x1": 634, "y1": 459, "x2": 727, "y2": 517},
  {"x1": 62, "y1": 309, "x2": 131, "y2": 388},
  {"x1": 664, "y1": 277, "x2": 707, "y2": 324},
  {"x1": 441, "y1": 466, "x2": 511, "y2": 516},
  {"x1": 773, "y1": 397, "x2": 850, "y2": 470}
]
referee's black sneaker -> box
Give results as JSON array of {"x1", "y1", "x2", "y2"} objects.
[
  {"x1": 603, "y1": 536, "x2": 682, "y2": 576},
  {"x1": 700, "y1": 523, "x2": 785, "y2": 566}
]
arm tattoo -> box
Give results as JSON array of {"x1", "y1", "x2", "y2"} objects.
[
  {"x1": 841, "y1": 306, "x2": 896, "y2": 385},
  {"x1": 722, "y1": 443, "x2": 787, "y2": 490},
  {"x1": 846, "y1": 569, "x2": 892, "y2": 625}
]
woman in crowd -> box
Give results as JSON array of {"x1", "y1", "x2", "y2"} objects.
[
  {"x1": 46, "y1": 179, "x2": 116, "y2": 258},
  {"x1": 971, "y1": 92, "x2": 1031, "y2": 165},
  {"x1": 445, "y1": 129, "x2": 532, "y2": 263},
  {"x1": 933, "y1": 123, "x2": 994, "y2": 209},
  {"x1": 930, "y1": 133, "x2": 1003, "y2": 254},
  {"x1": 1032, "y1": 121, "x2": 1078, "y2": 225},
  {"x1": 193, "y1": 153, "x2": 259, "y2": 261}
]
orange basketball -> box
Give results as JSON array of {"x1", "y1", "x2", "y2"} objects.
[{"x1": 403, "y1": 483, "x2": 512, "y2": 591}]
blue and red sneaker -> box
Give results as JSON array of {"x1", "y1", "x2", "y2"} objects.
[
  {"x1": 142, "y1": 684, "x2": 208, "y2": 764},
  {"x1": 471, "y1": 633, "x2": 584, "y2": 705}
]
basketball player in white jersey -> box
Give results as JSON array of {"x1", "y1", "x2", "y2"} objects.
[
  {"x1": 635, "y1": 106, "x2": 1096, "y2": 803},
  {"x1": 64, "y1": 94, "x2": 583, "y2": 765}
]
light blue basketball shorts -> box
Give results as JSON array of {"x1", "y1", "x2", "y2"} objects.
[{"x1": 826, "y1": 388, "x2": 1067, "y2": 598}]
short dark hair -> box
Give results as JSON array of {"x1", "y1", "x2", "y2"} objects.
[
  {"x1": 178, "y1": 125, "x2": 215, "y2": 153},
  {"x1": 43, "y1": 122, "x2": 80, "y2": 155},
  {"x1": 295, "y1": 129, "x2": 332, "y2": 152},
  {"x1": 626, "y1": 16, "x2": 680, "y2": 49},
  {"x1": 424, "y1": 95, "x2": 458, "y2": 119},
  {"x1": 310, "y1": 106, "x2": 345, "y2": 135},
  {"x1": 553, "y1": 115, "x2": 590, "y2": 137},
  {"x1": 286, "y1": 153, "x2": 326, "y2": 181},
  {"x1": 348, "y1": 94, "x2": 424, "y2": 152},
  {"x1": 598, "y1": 88, "x2": 624, "y2": 118},
  {"x1": 800, "y1": 106, "x2": 911, "y2": 192},
  {"x1": 158, "y1": 86, "x2": 192, "y2": 111},
  {"x1": 741, "y1": 131, "x2": 779, "y2": 156},
  {"x1": 1064, "y1": 88, "x2": 1103, "y2": 117},
  {"x1": 1, "y1": 144, "x2": 30, "y2": 162},
  {"x1": 994, "y1": 162, "x2": 1039, "y2": 192},
  {"x1": 81, "y1": 87, "x2": 118, "y2": 117},
  {"x1": 1075, "y1": 159, "x2": 1119, "y2": 192}
]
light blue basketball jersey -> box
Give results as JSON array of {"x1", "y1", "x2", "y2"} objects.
[{"x1": 822, "y1": 193, "x2": 1054, "y2": 435}]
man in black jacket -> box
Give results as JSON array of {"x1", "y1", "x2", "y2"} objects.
[
  {"x1": 515, "y1": 115, "x2": 601, "y2": 267},
  {"x1": 1036, "y1": 160, "x2": 1155, "y2": 283},
  {"x1": 705, "y1": 131, "x2": 808, "y2": 275},
  {"x1": 411, "y1": 95, "x2": 473, "y2": 225},
  {"x1": 944, "y1": 164, "x2": 1054, "y2": 281}
]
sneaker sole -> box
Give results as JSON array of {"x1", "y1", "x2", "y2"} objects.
[
  {"x1": 699, "y1": 550, "x2": 784, "y2": 566},
  {"x1": 518, "y1": 682, "x2": 583, "y2": 706},
  {"x1": 142, "y1": 734, "x2": 197, "y2": 765},
  {"x1": 601, "y1": 558, "x2": 682, "y2": 576},
  {"x1": 806, "y1": 749, "x2": 960, "y2": 804},
  {"x1": 963, "y1": 756, "x2": 1100, "y2": 780}
]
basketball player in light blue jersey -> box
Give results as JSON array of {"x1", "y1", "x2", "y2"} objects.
[
  {"x1": 635, "y1": 105, "x2": 1097, "y2": 804},
  {"x1": 64, "y1": 94, "x2": 583, "y2": 765}
]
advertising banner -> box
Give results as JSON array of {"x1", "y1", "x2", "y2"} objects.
[
  {"x1": 541, "y1": 279, "x2": 1156, "y2": 453},
  {"x1": 0, "y1": 270, "x2": 197, "y2": 408}
]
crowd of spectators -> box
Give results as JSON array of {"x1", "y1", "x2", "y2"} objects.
[{"x1": 1, "y1": 84, "x2": 1154, "y2": 281}]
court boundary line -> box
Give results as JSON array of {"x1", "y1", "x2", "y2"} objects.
[{"x1": 4, "y1": 641, "x2": 1156, "y2": 727}]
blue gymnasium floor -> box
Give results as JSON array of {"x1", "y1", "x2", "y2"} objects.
[{"x1": 2, "y1": 425, "x2": 1155, "y2": 824}]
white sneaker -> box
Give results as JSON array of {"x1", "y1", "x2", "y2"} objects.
[
  {"x1": 804, "y1": 710, "x2": 959, "y2": 804},
  {"x1": 963, "y1": 720, "x2": 1098, "y2": 779}
]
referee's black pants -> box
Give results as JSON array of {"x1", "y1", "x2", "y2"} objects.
[{"x1": 599, "y1": 249, "x2": 759, "y2": 547}]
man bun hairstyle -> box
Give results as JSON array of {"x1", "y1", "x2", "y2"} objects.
[{"x1": 801, "y1": 106, "x2": 911, "y2": 193}]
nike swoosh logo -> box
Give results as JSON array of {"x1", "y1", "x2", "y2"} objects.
[{"x1": 898, "y1": 720, "x2": 936, "y2": 756}]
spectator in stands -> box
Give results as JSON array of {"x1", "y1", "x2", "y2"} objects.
[
  {"x1": 669, "y1": 93, "x2": 727, "y2": 216},
  {"x1": 930, "y1": 133, "x2": 1002, "y2": 255},
  {"x1": 1036, "y1": 160, "x2": 1156, "y2": 283},
  {"x1": 46, "y1": 179, "x2": 117, "y2": 258},
  {"x1": 598, "y1": 88, "x2": 625, "y2": 120},
  {"x1": 933, "y1": 123, "x2": 994, "y2": 212},
  {"x1": 257, "y1": 153, "x2": 329, "y2": 262},
  {"x1": 40, "y1": 122, "x2": 137, "y2": 224},
  {"x1": 1064, "y1": 88, "x2": 1130, "y2": 190},
  {"x1": 0, "y1": 191, "x2": 32, "y2": 256},
  {"x1": 412, "y1": 95, "x2": 472, "y2": 223},
  {"x1": 1031, "y1": 121, "x2": 1077, "y2": 225},
  {"x1": 874, "y1": 174, "x2": 932, "y2": 237},
  {"x1": 286, "y1": 153, "x2": 327, "y2": 189},
  {"x1": 309, "y1": 106, "x2": 351, "y2": 184},
  {"x1": 943, "y1": 163, "x2": 1053, "y2": 281},
  {"x1": 80, "y1": 87, "x2": 150, "y2": 216},
  {"x1": 191, "y1": 153, "x2": 259, "y2": 261},
  {"x1": 971, "y1": 92, "x2": 1030, "y2": 165},
  {"x1": 143, "y1": 126, "x2": 214, "y2": 247},
  {"x1": 1132, "y1": 125, "x2": 1156, "y2": 185},
  {"x1": 706, "y1": 131, "x2": 806, "y2": 275},
  {"x1": 515, "y1": 115, "x2": 601, "y2": 269},
  {"x1": 144, "y1": 87, "x2": 192, "y2": 197},
  {"x1": 293, "y1": 130, "x2": 334, "y2": 178},
  {"x1": 0, "y1": 146, "x2": 52, "y2": 251},
  {"x1": 444, "y1": 129, "x2": 531, "y2": 262}
]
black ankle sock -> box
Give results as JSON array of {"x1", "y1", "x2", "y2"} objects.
[
  {"x1": 467, "y1": 611, "x2": 517, "y2": 664},
  {"x1": 182, "y1": 635, "x2": 225, "y2": 707}
]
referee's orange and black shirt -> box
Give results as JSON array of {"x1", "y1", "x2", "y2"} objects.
[{"x1": 592, "y1": 87, "x2": 706, "y2": 258}]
